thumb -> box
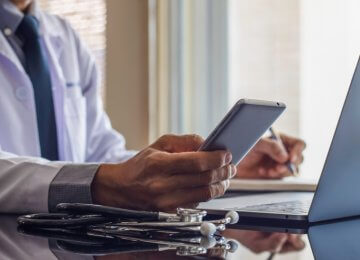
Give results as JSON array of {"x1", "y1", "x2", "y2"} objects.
[{"x1": 255, "y1": 138, "x2": 289, "y2": 163}]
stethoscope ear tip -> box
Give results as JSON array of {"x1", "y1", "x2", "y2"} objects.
[
  {"x1": 225, "y1": 211, "x2": 239, "y2": 224},
  {"x1": 200, "y1": 222, "x2": 217, "y2": 237},
  {"x1": 199, "y1": 235, "x2": 217, "y2": 249},
  {"x1": 227, "y1": 239, "x2": 239, "y2": 253}
]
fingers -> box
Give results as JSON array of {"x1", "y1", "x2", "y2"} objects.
[
  {"x1": 250, "y1": 233, "x2": 288, "y2": 254},
  {"x1": 149, "y1": 134, "x2": 233, "y2": 174},
  {"x1": 266, "y1": 233, "x2": 288, "y2": 253},
  {"x1": 275, "y1": 164, "x2": 294, "y2": 177},
  {"x1": 280, "y1": 134, "x2": 306, "y2": 164},
  {"x1": 270, "y1": 136, "x2": 305, "y2": 177},
  {"x1": 289, "y1": 143, "x2": 306, "y2": 165},
  {"x1": 151, "y1": 134, "x2": 204, "y2": 152},
  {"x1": 280, "y1": 235, "x2": 306, "y2": 253},
  {"x1": 255, "y1": 134, "x2": 306, "y2": 179},
  {"x1": 156, "y1": 164, "x2": 237, "y2": 191},
  {"x1": 255, "y1": 138, "x2": 289, "y2": 163},
  {"x1": 154, "y1": 181, "x2": 229, "y2": 211},
  {"x1": 162, "y1": 150, "x2": 232, "y2": 174},
  {"x1": 280, "y1": 133, "x2": 306, "y2": 148},
  {"x1": 258, "y1": 165, "x2": 293, "y2": 179},
  {"x1": 180, "y1": 203, "x2": 199, "y2": 209},
  {"x1": 181, "y1": 180, "x2": 230, "y2": 204}
]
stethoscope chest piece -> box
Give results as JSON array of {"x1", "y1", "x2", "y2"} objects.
[{"x1": 177, "y1": 208, "x2": 207, "y2": 223}]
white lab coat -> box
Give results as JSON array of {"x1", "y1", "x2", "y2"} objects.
[{"x1": 0, "y1": 12, "x2": 135, "y2": 213}]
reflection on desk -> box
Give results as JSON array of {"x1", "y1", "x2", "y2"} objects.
[
  {"x1": 2, "y1": 212, "x2": 360, "y2": 260},
  {"x1": 309, "y1": 218, "x2": 360, "y2": 259},
  {"x1": 0, "y1": 214, "x2": 312, "y2": 260},
  {"x1": 8, "y1": 214, "x2": 360, "y2": 259}
]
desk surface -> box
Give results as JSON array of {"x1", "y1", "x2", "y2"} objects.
[{"x1": 3, "y1": 213, "x2": 360, "y2": 260}]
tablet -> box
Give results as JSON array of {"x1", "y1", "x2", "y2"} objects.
[{"x1": 199, "y1": 99, "x2": 286, "y2": 165}]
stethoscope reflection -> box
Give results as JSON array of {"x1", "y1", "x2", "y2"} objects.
[
  {"x1": 0, "y1": 214, "x2": 311, "y2": 260},
  {"x1": 0, "y1": 215, "x2": 57, "y2": 260},
  {"x1": 19, "y1": 225, "x2": 239, "y2": 257},
  {"x1": 0, "y1": 214, "x2": 238, "y2": 260},
  {"x1": 89, "y1": 229, "x2": 307, "y2": 260}
]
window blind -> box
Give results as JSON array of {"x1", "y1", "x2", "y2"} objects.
[{"x1": 149, "y1": 0, "x2": 228, "y2": 140}]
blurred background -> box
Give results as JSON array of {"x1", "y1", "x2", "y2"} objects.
[{"x1": 38, "y1": 0, "x2": 360, "y2": 180}]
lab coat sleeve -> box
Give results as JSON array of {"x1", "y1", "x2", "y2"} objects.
[
  {"x1": 0, "y1": 150, "x2": 66, "y2": 213},
  {"x1": 48, "y1": 164, "x2": 99, "y2": 212},
  {"x1": 0, "y1": 149, "x2": 101, "y2": 213},
  {"x1": 70, "y1": 24, "x2": 137, "y2": 163}
]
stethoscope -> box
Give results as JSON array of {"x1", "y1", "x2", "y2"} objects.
[
  {"x1": 18, "y1": 203, "x2": 240, "y2": 256},
  {"x1": 19, "y1": 223, "x2": 239, "y2": 256},
  {"x1": 18, "y1": 203, "x2": 239, "y2": 237}
]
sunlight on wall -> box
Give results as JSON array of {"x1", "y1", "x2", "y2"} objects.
[
  {"x1": 228, "y1": 0, "x2": 300, "y2": 137},
  {"x1": 229, "y1": 0, "x2": 360, "y2": 179},
  {"x1": 300, "y1": 0, "x2": 360, "y2": 179}
]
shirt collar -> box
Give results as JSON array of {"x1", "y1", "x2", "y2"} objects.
[{"x1": 0, "y1": 0, "x2": 40, "y2": 37}]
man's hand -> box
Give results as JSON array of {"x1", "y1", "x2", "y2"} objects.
[
  {"x1": 91, "y1": 134, "x2": 236, "y2": 211},
  {"x1": 236, "y1": 134, "x2": 306, "y2": 179},
  {"x1": 223, "y1": 230, "x2": 305, "y2": 254}
]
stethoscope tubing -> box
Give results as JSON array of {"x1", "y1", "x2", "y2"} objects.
[
  {"x1": 17, "y1": 213, "x2": 113, "y2": 227},
  {"x1": 17, "y1": 203, "x2": 162, "y2": 228},
  {"x1": 56, "y1": 239, "x2": 160, "y2": 255},
  {"x1": 56, "y1": 203, "x2": 159, "y2": 220}
]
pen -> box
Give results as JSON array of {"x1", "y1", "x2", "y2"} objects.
[
  {"x1": 269, "y1": 127, "x2": 298, "y2": 176},
  {"x1": 267, "y1": 252, "x2": 275, "y2": 260},
  {"x1": 267, "y1": 233, "x2": 288, "y2": 260}
]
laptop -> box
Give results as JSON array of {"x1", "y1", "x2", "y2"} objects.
[{"x1": 199, "y1": 57, "x2": 360, "y2": 223}]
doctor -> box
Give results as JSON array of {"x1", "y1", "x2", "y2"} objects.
[{"x1": 0, "y1": 0, "x2": 306, "y2": 214}]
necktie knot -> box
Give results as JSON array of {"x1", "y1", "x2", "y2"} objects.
[{"x1": 17, "y1": 15, "x2": 40, "y2": 41}]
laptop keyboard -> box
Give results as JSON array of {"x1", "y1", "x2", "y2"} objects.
[{"x1": 235, "y1": 200, "x2": 312, "y2": 215}]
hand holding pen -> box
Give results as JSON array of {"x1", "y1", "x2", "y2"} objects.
[
  {"x1": 236, "y1": 128, "x2": 306, "y2": 179},
  {"x1": 269, "y1": 127, "x2": 301, "y2": 176}
]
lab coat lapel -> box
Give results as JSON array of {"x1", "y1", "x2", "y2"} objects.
[
  {"x1": 0, "y1": 32, "x2": 26, "y2": 74},
  {"x1": 37, "y1": 13, "x2": 69, "y2": 161}
]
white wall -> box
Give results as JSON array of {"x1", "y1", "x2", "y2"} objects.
[
  {"x1": 229, "y1": 0, "x2": 360, "y2": 180},
  {"x1": 228, "y1": 0, "x2": 300, "y2": 136},
  {"x1": 300, "y1": 0, "x2": 360, "y2": 178}
]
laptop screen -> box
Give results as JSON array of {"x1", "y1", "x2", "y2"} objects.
[{"x1": 309, "y1": 57, "x2": 360, "y2": 222}]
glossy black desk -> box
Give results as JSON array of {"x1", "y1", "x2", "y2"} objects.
[{"x1": 4, "y1": 212, "x2": 360, "y2": 260}]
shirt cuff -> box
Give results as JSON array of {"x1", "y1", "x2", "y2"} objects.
[{"x1": 48, "y1": 164, "x2": 99, "y2": 212}]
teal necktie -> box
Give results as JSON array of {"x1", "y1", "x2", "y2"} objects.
[{"x1": 16, "y1": 15, "x2": 59, "y2": 160}]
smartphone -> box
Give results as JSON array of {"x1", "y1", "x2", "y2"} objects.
[{"x1": 199, "y1": 99, "x2": 286, "y2": 165}]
